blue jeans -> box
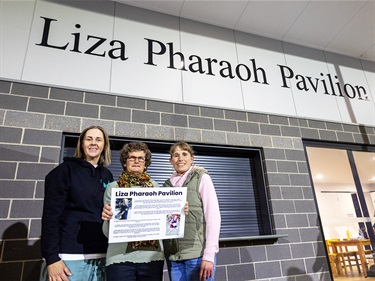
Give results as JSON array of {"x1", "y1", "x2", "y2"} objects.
[
  {"x1": 106, "y1": 260, "x2": 164, "y2": 281},
  {"x1": 167, "y1": 256, "x2": 216, "y2": 281},
  {"x1": 42, "y1": 258, "x2": 106, "y2": 281}
]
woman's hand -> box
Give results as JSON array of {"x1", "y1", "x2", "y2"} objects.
[
  {"x1": 101, "y1": 204, "x2": 113, "y2": 220},
  {"x1": 47, "y1": 260, "x2": 71, "y2": 281},
  {"x1": 184, "y1": 201, "x2": 189, "y2": 215},
  {"x1": 199, "y1": 260, "x2": 214, "y2": 281}
]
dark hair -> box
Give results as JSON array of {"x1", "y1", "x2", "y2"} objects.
[
  {"x1": 120, "y1": 142, "x2": 152, "y2": 168},
  {"x1": 73, "y1": 125, "x2": 111, "y2": 165},
  {"x1": 169, "y1": 141, "x2": 195, "y2": 158}
]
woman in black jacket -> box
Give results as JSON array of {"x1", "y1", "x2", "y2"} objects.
[{"x1": 41, "y1": 125, "x2": 113, "y2": 281}]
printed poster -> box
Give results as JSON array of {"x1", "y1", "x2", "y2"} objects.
[{"x1": 109, "y1": 187, "x2": 187, "y2": 243}]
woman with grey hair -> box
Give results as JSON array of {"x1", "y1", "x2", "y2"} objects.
[{"x1": 102, "y1": 142, "x2": 164, "y2": 281}]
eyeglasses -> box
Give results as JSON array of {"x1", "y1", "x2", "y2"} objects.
[{"x1": 127, "y1": 156, "x2": 146, "y2": 163}]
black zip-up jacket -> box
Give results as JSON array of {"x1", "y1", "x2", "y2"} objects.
[{"x1": 41, "y1": 157, "x2": 113, "y2": 265}]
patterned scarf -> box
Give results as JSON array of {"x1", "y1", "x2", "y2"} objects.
[
  {"x1": 117, "y1": 171, "x2": 159, "y2": 249},
  {"x1": 117, "y1": 171, "x2": 154, "y2": 188}
]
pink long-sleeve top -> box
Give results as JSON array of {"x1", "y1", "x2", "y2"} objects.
[{"x1": 168, "y1": 165, "x2": 221, "y2": 263}]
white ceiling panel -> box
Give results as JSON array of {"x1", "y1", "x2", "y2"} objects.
[
  {"x1": 326, "y1": 0, "x2": 375, "y2": 61},
  {"x1": 113, "y1": 0, "x2": 375, "y2": 62},
  {"x1": 364, "y1": 45, "x2": 375, "y2": 62},
  {"x1": 114, "y1": 0, "x2": 184, "y2": 15},
  {"x1": 283, "y1": 1, "x2": 367, "y2": 49},
  {"x1": 181, "y1": 0, "x2": 248, "y2": 29},
  {"x1": 236, "y1": 1, "x2": 308, "y2": 40}
]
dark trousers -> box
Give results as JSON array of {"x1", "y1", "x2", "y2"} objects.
[{"x1": 106, "y1": 260, "x2": 164, "y2": 281}]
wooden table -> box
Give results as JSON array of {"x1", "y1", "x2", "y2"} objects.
[{"x1": 330, "y1": 239, "x2": 372, "y2": 278}]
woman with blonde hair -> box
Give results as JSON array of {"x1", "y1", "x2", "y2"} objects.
[{"x1": 41, "y1": 125, "x2": 113, "y2": 281}]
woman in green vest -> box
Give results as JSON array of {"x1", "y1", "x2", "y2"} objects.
[{"x1": 163, "y1": 142, "x2": 221, "y2": 281}]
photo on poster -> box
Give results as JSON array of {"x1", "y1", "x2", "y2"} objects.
[
  {"x1": 166, "y1": 214, "x2": 181, "y2": 236},
  {"x1": 114, "y1": 198, "x2": 132, "y2": 220}
]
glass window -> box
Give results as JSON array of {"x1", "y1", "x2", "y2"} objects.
[
  {"x1": 305, "y1": 142, "x2": 375, "y2": 278},
  {"x1": 305, "y1": 145, "x2": 375, "y2": 241}
]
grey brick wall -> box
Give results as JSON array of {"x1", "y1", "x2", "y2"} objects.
[{"x1": 0, "y1": 79, "x2": 374, "y2": 281}]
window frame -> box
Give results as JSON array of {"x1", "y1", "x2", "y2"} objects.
[{"x1": 62, "y1": 134, "x2": 280, "y2": 244}]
